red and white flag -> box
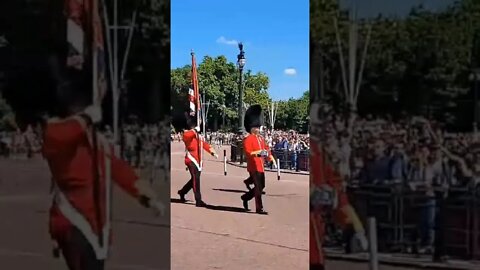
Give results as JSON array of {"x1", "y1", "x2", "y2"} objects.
[
  {"x1": 190, "y1": 51, "x2": 201, "y2": 127},
  {"x1": 190, "y1": 51, "x2": 203, "y2": 165},
  {"x1": 65, "y1": 0, "x2": 107, "y2": 104}
]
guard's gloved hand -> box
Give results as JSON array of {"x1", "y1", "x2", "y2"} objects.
[
  {"x1": 272, "y1": 159, "x2": 278, "y2": 169},
  {"x1": 209, "y1": 148, "x2": 218, "y2": 158},
  {"x1": 83, "y1": 105, "x2": 102, "y2": 124},
  {"x1": 139, "y1": 195, "x2": 166, "y2": 216}
]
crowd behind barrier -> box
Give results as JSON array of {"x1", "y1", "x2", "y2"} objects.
[
  {"x1": 316, "y1": 108, "x2": 480, "y2": 260},
  {"x1": 0, "y1": 118, "x2": 170, "y2": 183},
  {"x1": 224, "y1": 129, "x2": 310, "y2": 172}
]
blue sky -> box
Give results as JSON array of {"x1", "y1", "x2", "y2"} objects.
[
  {"x1": 339, "y1": 0, "x2": 455, "y2": 17},
  {"x1": 171, "y1": 0, "x2": 309, "y2": 101}
]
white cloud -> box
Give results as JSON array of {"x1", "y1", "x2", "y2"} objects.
[
  {"x1": 216, "y1": 36, "x2": 238, "y2": 46},
  {"x1": 284, "y1": 68, "x2": 297, "y2": 76}
]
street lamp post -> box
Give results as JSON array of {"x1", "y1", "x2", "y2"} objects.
[
  {"x1": 470, "y1": 69, "x2": 480, "y2": 139},
  {"x1": 237, "y1": 43, "x2": 246, "y2": 134}
]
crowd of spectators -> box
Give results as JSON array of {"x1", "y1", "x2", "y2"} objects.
[{"x1": 316, "y1": 106, "x2": 480, "y2": 253}]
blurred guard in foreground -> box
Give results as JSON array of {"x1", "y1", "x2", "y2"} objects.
[
  {"x1": 241, "y1": 105, "x2": 276, "y2": 214},
  {"x1": 3, "y1": 57, "x2": 165, "y2": 270},
  {"x1": 174, "y1": 110, "x2": 218, "y2": 207},
  {"x1": 309, "y1": 101, "x2": 367, "y2": 270}
]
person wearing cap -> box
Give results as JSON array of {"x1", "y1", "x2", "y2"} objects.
[
  {"x1": 241, "y1": 105, "x2": 276, "y2": 214},
  {"x1": 175, "y1": 111, "x2": 218, "y2": 207}
]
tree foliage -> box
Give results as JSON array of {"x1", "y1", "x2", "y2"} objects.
[
  {"x1": 311, "y1": 0, "x2": 480, "y2": 130},
  {"x1": 171, "y1": 55, "x2": 308, "y2": 132}
]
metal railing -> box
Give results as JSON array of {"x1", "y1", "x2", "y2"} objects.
[
  {"x1": 230, "y1": 144, "x2": 310, "y2": 172},
  {"x1": 330, "y1": 182, "x2": 480, "y2": 260}
]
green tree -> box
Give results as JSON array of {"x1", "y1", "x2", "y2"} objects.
[{"x1": 171, "y1": 55, "x2": 273, "y2": 131}]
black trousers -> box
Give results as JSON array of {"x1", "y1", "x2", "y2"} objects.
[
  {"x1": 179, "y1": 162, "x2": 202, "y2": 202},
  {"x1": 310, "y1": 264, "x2": 325, "y2": 270},
  {"x1": 244, "y1": 175, "x2": 254, "y2": 186},
  {"x1": 57, "y1": 227, "x2": 104, "y2": 270},
  {"x1": 241, "y1": 172, "x2": 265, "y2": 211}
]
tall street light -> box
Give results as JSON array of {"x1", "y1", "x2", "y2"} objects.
[
  {"x1": 237, "y1": 42, "x2": 246, "y2": 134},
  {"x1": 470, "y1": 69, "x2": 480, "y2": 138}
]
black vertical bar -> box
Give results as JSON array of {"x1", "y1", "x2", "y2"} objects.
[{"x1": 88, "y1": 0, "x2": 103, "y2": 247}]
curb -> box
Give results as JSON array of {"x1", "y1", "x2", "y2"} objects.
[
  {"x1": 325, "y1": 252, "x2": 477, "y2": 270},
  {"x1": 227, "y1": 161, "x2": 309, "y2": 176}
]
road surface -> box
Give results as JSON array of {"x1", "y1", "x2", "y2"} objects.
[
  {"x1": 170, "y1": 142, "x2": 309, "y2": 270},
  {"x1": 0, "y1": 155, "x2": 170, "y2": 270}
]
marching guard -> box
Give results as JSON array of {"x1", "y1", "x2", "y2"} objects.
[
  {"x1": 309, "y1": 101, "x2": 367, "y2": 269},
  {"x1": 3, "y1": 57, "x2": 164, "y2": 270},
  {"x1": 175, "y1": 111, "x2": 218, "y2": 207},
  {"x1": 241, "y1": 105, "x2": 276, "y2": 214}
]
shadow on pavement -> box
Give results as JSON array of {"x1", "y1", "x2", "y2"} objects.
[
  {"x1": 170, "y1": 198, "x2": 194, "y2": 205},
  {"x1": 212, "y1": 188, "x2": 266, "y2": 195},
  {"x1": 115, "y1": 219, "x2": 170, "y2": 229},
  {"x1": 205, "y1": 204, "x2": 253, "y2": 214}
]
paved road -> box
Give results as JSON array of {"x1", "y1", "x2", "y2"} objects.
[
  {"x1": 326, "y1": 260, "x2": 417, "y2": 270},
  {"x1": 170, "y1": 142, "x2": 309, "y2": 270},
  {"x1": 0, "y1": 156, "x2": 170, "y2": 270}
]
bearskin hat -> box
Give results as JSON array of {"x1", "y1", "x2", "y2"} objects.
[
  {"x1": 244, "y1": 104, "x2": 263, "y2": 132},
  {"x1": 171, "y1": 103, "x2": 197, "y2": 132},
  {"x1": 2, "y1": 53, "x2": 91, "y2": 130}
]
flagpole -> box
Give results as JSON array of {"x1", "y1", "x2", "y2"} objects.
[
  {"x1": 113, "y1": 0, "x2": 119, "y2": 147},
  {"x1": 89, "y1": 0, "x2": 103, "y2": 248},
  {"x1": 191, "y1": 51, "x2": 203, "y2": 167}
]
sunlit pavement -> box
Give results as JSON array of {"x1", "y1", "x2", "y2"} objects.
[
  {"x1": 170, "y1": 142, "x2": 309, "y2": 270},
  {"x1": 0, "y1": 156, "x2": 170, "y2": 270}
]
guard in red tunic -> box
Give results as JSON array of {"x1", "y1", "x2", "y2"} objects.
[
  {"x1": 175, "y1": 112, "x2": 218, "y2": 207},
  {"x1": 309, "y1": 102, "x2": 367, "y2": 269},
  {"x1": 3, "y1": 59, "x2": 164, "y2": 270},
  {"x1": 241, "y1": 105, "x2": 276, "y2": 214}
]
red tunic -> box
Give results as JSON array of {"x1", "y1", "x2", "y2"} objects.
[
  {"x1": 243, "y1": 134, "x2": 271, "y2": 173},
  {"x1": 42, "y1": 116, "x2": 140, "y2": 259},
  {"x1": 183, "y1": 129, "x2": 213, "y2": 171},
  {"x1": 310, "y1": 139, "x2": 352, "y2": 265}
]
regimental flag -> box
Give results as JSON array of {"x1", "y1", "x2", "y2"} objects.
[
  {"x1": 190, "y1": 51, "x2": 203, "y2": 166},
  {"x1": 64, "y1": 0, "x2": 109, "y2": 251},
  {"x1": 65, "y1": 0, "x2": 107, "y2": 104},
  {"x1": 190, "y1": 51, "x2": 201, "y2": 128}
]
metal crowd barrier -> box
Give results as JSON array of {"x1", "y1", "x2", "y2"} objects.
[
  {"x1": 272, "y1": 149, "x2": 310, "y2": 171},
  {"x1": 229, "y1": 144, "x2": 310, "y2": 172},
  {"x1": 346, "y1": 183, "x2": 480, "y2": 259}
]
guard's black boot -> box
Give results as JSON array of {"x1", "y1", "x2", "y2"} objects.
[
  {"x1": 343, "y1": 224, "x2": 356, "y2": 254},
  {"x1": 241, "y1": 196, "x2": 249, "y2": 211},
  {"x1": 178, "y1": 191, "x2": 186, "y2": 202},
  {"x1": 195, "y1": 200, "x2": 207, "y2": 207},
  {"x1": 256, "y1": 209, "x2": 268, "y2": 215}
]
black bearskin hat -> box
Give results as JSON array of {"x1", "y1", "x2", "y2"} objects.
[
  {"x1": 1, "y1": 1, "x2": 91, "y2": 130},
  {"x1": 172, "y1": 104, "x2": 197, "y2": 132},
  {"x1": 244, "y1": 104, "x2": 263, "y2": 132},
  {"x1": 2, "y1": 54, "x2": 91, "y2": 130}
]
